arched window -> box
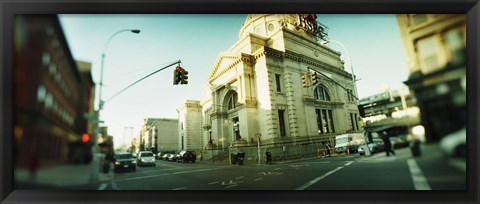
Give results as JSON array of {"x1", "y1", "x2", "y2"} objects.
[
  {"x1": 314, "y1": 86, "x2": 330, "y2": 101},
  {"x1": 228, "y1": 92, "x2": 238, "y2": 110}
]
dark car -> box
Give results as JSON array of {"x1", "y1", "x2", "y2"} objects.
[
  {"x1": 177, "y1": 150, "x2": 196, "y2": 163},
  {"x1": 113, "y1": 153, "x2": 136, "y2": 172}
]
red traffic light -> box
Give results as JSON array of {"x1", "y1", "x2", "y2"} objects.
[{"x1": 82, "y1": 133, "x2": 90, "y2": 143}]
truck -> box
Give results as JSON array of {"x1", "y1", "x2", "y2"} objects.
[{"x1": 334, "y1": 133, "x2": 365, "y2": 153}]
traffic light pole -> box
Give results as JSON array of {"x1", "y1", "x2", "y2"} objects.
[{"x1": 104, "y1": 60, "x2": 182, "y2": 103}]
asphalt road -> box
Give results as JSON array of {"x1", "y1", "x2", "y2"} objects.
[{"x1": 92, "y1": 146, "x2": 465, "y2": 191}]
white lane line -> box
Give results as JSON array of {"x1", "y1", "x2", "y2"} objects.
[
  {"x1": 407, "y1": 159, "x2": 432, "y2": 190},
  {"x1": 448, "y1": 159, "x2": 466, "y2": 173},
  {"x1": 295, "y1": 166, "x2": 344, "y2": 190},
  {"x1": 236, "y1": 176, "x2": 244, "y2": 179},
  {"x1": 275, "y1": 168, "x2": 282, "y2": 171},
  {"x1": 225, "y1": 184, "x2": 238, "y2": 189},
  {"x1": 309, "y1": 161, "x2": 331, "y2": 164},
  {"x1": 115, "y1": 168, "x2": 220, "y2": 182},
  {"x1": 172, "y1": 187, "x2": 186, "y2": 190},
  {"x1": 208, "y1": 181, "x2": 219, "y2": 185},
  {"x1": 98, "y1": 183, "x2": 108, "y2": 190},
  {"x1": 345, "y1": 161, "x2": 354, "y2": 166},
  {"x1": 254, "y1": 178, "x2": 263, "y2": 181}
]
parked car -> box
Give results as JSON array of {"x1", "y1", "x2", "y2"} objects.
[
  {"x1": 390, "y1": 134, "x2": 410, "y2": 149},
  {"x1": 167, "y1": 154, "x2": 178, "y2": 162},
  {"x1": 162, "y1": 154, "x2": 170, "y2": 161},
  {"x1": 440, "y1": 127, "x2": 466, "y2": 158},
  {"x1": 113, "y1": 153, "x2": 136, "y2": 172},
  {"x1": 156, "y1": 153, "x2": 163, "y2": 160},
  {"x1": 358, "y1": 139, "x2": 385, "y2": 155},
  {"x1": 177, "y1": 150, "x2": 197, "y2": 163},
  {"x1": 136, "y1": 151, "x2": 156, "y2": 166}
]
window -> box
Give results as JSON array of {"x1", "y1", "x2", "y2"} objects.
[
  {"x1": 417, "y1": 37, "x2": 440, "y2": 73},
  {"x1": 350, "y1": 113, "x2": 355, "y2": 131},
  {"x1": 314, "y1": 86, "x2": 330, "y2": 101},
  {"x1": 411, "y1": 14, "x2": 428, "y2": 26},
  {"x1": 275, "y1": 74, "x2": 282, "y2": 92},
  {"x1": 347, "y1": 89, "x2": 354, "y2": 101},
  {"x1": 278, "y1": 110, "x2": 286, "y2": 137},
  {"x1": 228, "y1": 92, "x2": 238, "y2": 110},
  {"x1": 317, "y1": 108, "x2": 335, "y2": 134},
  {"x1": 42, "y1": 52, "x2": 50, "y2": 66},
  {"x1": 37, "y1": 85, "x2": 46, "y2": 103},
  {"x1": 445, "y1": 29, "x2": 465, "y2": 65}
]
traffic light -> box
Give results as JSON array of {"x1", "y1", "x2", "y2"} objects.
[
  {"x1": 302, "y1": 73, "x2": 309, "y2": 88},
  {"x1": 81, "y1": 133, "x2": 90, "y2": 143},
  {"x1": 310, "y1": 71, "x2": 318, "y2": 86},
  {"x1": 173, "y1": 66, "x2": 183, "y2": 85},
  {"x1": 180, "y1": 68, "x2": 188, "y2": 85}
]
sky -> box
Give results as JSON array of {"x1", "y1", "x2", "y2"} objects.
[{"x1": 58, "y1": 14, "x2": 409, "y2": 148}]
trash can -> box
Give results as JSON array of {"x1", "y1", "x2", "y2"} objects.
[
  {"x1": 230, "y1": 153, "x2": 238, "y2": 164},
  {"x1": 237, "y1": 153, "x2": 245, "y2": 165}
]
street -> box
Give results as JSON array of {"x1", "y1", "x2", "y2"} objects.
[{"x1": 91, "y1": 146, "x2": 465, "y2": 190}]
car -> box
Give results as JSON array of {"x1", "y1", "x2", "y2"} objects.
[
  {"x1": 167, "y1": 154, "x2": 178, "y2": 162},
  {"x1": 358, "y1": 139, "x2": 385, "y2": 155},
  {"x1": 390, "y1": 135, "x2": 410, "y2": 149},
  {"x1": 162, "y1": 153, "x2": 170, "y2": 161},
  {"x1": 440, "y1": 127, "x2": 466, "y2": 158},
  {"x1": 113, "y1": 153, "x2": 136, "y2": 172},
  {"x1": 156, "y1": 153, "x2": 164, "y2": 160},
  {"x1": 177, "y1": 150, "x2": 196, "y2": 163},
  {"x1": 136, "y1": 151, "x2": 156, "y2": 166}
]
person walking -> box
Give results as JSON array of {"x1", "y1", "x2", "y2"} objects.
[
  {"x1": 325, "y1": 142, "x2": 331, "y2": 157},
  {"x1": 381, "y1": 131, "x2": 395, "y2": 156},
  {"x1": 266, "y1": 151, "x2": 272, "y2": 164}
]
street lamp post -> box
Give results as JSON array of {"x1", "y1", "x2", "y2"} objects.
[
  {"x1": 320, "y1": 40, "x2": 357, "y2": 98},
  {"x1": 209, "y1": 129, "x2": 214, "y2": 164},
  {"x1": 321, "y1": 39, "x2": 371, "y2": 156},
  {"x1": 91, "y1": 29, "x2": 140, "y2": 181}
]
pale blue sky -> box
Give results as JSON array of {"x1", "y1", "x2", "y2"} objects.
[{"x1": 58, "y1": 14, "x2": 409, "y2": 147}]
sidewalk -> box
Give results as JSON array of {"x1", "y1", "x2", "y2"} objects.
[{"x1": 15, "y1": 162, "x2": 114, "y2": 188}]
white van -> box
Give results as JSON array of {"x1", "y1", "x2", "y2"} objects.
[{"x1": 335, "y1": 133, "x2": 365, "y2": 153}]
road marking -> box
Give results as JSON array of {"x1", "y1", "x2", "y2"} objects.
[
  {"x1": 448, "y1": 159, "x2": 466, "y2": 173},
  {"x1": 115, "y1": 168, "x2": 221, "y2": 182},
  {"x1": 225, "y1": 184, "x2": 238, "y2": 189},
  {"x1": 275, "y1": 168, "x2": 282, "y2": 170},
  {"x1": 236, "y1": 176, "x2": 244, "y2": 179},
  {"x1": 254, "y1": 178, "x2": 263, "y2": 181},
  {"x1": 98, "y1": 183, "x2": 108, "y2": 190},
  {"x1": 407, "y1": 159, "x2": 432, "y2": 190},
  {"x1": 173, "y1": 187, "x2": 186, "y2": 190},
  {"x1": 208, "y1": 181, "x2": 219, "y2": 185},
  {"x1": 309, "y1": 161, "x2": 331, "y2": 164},
  {"x1": 295, "y1": 166, "x2": 344, "y2": 190},
  {"x1": 345, "y1": 161, "x2": 354, "y2": 166}
]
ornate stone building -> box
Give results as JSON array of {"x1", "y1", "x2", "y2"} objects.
[{"x1": 199, "y1": 14, "x2": 362, "y2": 152}]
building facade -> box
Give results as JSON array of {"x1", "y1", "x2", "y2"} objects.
[
  {"x1": 13, "y1": 15, "x2": 95, "y2": 167},
  {"x1": 397, "y1": 14, "x2": 466, "y2": 143},
  {"x1": 177, "y1": 100, "x2": 203, "y2": 151},
  {"x1": 198, "y1": 14, "x2": 361, "y2": 154},
  {"x1": 139, "y1": 118, "x2": 179, "y2": 154}
]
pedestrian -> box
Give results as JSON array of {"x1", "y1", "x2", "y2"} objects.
[
  {"x1": 381, "y1": 131, "x2": 395, "y2": 156},
  {"x1": 325, "y1": 142, "x2": 331, "y2": 157},
  {"x1": 266, "y1": 151, "x2": 272, "y2": 164}
]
